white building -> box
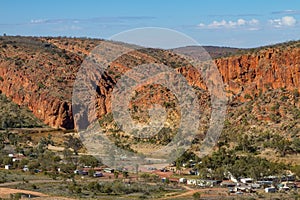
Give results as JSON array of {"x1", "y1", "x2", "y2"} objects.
[
  {"x1": 240, "y1": 178, "x2": 253, "y2": 184},
  {"x1": 265, "y1": 187, "x2": 276, "y2": 193},
  {"x1": 179, "y1": 178, "x2": 187, "y2": 183},
  {"x1": 5, "y1": 165, "x2": 11, "y2": 170}
]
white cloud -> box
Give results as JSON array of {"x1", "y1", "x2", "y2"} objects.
[
  {"x1": 209, "y1": 20, "x2": 227, "y2": 28},
  {"x1": 30, "y1": 19, "x2": 46, "y2": 24},
  {"x1": 237, "y1": 19, "x2": 246, "y2": 25},
  {"x1": 269, "y1": 16, "x2": 296, "y2": 27},
  {"x1": 249, "y1": 19, "x2": 259, "y2": 25},
  {"x1": 271, "y1": 10, "x2": 300, "y2": 15},
  {"x1": 282, "y1": 16, "x2": 296, "y2": 26},
  {"x1": 198, "y1": 18, "x2": 259, "y2": 29},
  {"x1": 198, "y1": 23, "x2": 205, "y2": 27}
]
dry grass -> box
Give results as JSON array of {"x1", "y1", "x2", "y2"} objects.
[{"x1": 260, "y1": 148, "x2": 300, "y2": 165}]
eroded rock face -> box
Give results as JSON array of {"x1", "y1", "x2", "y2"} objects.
[
  {"x1": 0, "y1": 36, "x2": 299, "y2": 129},
  {"x1": 215, "y1": 48, "x2": 300, "y2": 100},
  {"x1": 0, "y1": 36, "x2": 84, "y2": 129}
]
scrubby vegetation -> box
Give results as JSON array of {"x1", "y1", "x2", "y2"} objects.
[
  {"x1": 0, "y1": 36, "x2": 299, "y2": 199},
  {"x1": 0, "y1": 93, "x2": 45, "y2": 129}
]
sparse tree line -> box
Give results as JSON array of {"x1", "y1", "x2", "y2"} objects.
[
  {"x1": 175, "y1": 148, "x2": 300, "y2": 181},
  {"x1": 0, "y1": 131, "x2": 103, "y2": 181}
]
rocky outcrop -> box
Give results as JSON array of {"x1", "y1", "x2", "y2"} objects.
[
  {"x1": 0, "y1": 36, "x2": 83, "y2": 129},
  {"x1": 0, "y1": 36, "x2": 299, "y2": 129},
  {"x1": 215, "y1": 48, "x2": 300, "y2": 99}
]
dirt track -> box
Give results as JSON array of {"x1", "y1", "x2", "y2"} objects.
[
  {"x1": 0, "y1": 187, "x2": 77, "y2": 199},
  {"x1": 0, "y1": 179, "x2": 74, "y2": 199},
  {"x1": 0, "y1": 187, "x2": 48, "y2": 198},
  {"x1": 159, "y1": 187, "x2": 228, "y2": 199}
]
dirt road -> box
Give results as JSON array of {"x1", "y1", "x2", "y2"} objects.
[
  {"x1": 159, "y1": 187, "x2": 228, "y2": 199},
  {"x1": 0, "y1": 187, "x2": 48, "y2": 198}
]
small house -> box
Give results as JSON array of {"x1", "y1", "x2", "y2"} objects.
[
  {"x1": 281, "y1": 175, "x2": 296, "y2": 182},
  {"x1": 187, "y1": 179, "x2": 218, "y2": 187},
  {"x1": 103, "y1": 168, "x2": 114, "y2": 173},
  {"x1": 256, "y1": 181, "x2": 273, "y2": 187},
  {"x1": 236, "y1": 184, "x2": 252, "y2": 193},
  {"x1": 198, "y1": 180, "x2": 218, "y2": 187},
  {"x1": 5, "y1": 165, "x2": 11, "y2": 170},
  {"x1": 221, "y1": 181, "x2": 237, "y2": 187},
  {"x1": 10, "y1": 153, "x2": 26, "y2": 162},
  {"x1": 179, "y1": 178, "x2": 187, "y2": 184},
  {"x1": 12, "y1": 157, "x2": 22, "y2": 162},
  {"x1": 251, "y1": 183, "x2": 261, "y2": 189},
  {"x1": 240, "y1": 178, "x2": 253, "y2": 184},
  {"x1": 265, "y1": 187, "x2": 276, "y2": 193},
  {"x1": 278, "y1": 186, "x2": 290, "y2": 191},
  {"x1": 187, "y1": 179, "x2": 197, "y2": 185},
  {"x1": 278, "y1": 181, "x2": 295, "y2": 190}
]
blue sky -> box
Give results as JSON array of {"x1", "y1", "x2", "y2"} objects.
[{"x1": 1, "y1": 0, "x2": 300, "y2": 47}]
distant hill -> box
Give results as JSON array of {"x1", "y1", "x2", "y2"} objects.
[
  {"x1": 0, "y1": 35, "x2": 299, "y2": 164},
  {"x1": 173, "y1": 45, "x2": 242, "y2": 59},
  {"x1": 0, "y1": 36, "x2": 299, "y2": 129},
  {"x1": 0, "y1": 36, "x2": 299, "y2": 147}
]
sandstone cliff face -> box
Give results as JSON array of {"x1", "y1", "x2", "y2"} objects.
[
  {"x1": 0, "y1": 36, "x2": 82, "y2": 129},
  {"x1": 215, "y1": 48, "x2": 300, "y2": 100},
  {"x1": 0, "y1": 36, "x2": 299, "y2": 129}
]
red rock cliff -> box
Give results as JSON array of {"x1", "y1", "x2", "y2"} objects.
[{"x1": 0, "y1": 36, "x2": 299, "y2": 129}]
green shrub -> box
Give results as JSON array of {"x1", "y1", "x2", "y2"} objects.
[
  {"x1": 38, "y1": 82, "x2": 46, "y2": 89},
  {"x1": 244, "y1": 93, "x2": 252, "y2": 99},
  {"x1": 193, "y1": 192, "x2": 201, "y2": 199}
]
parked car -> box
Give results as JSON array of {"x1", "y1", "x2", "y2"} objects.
[
  {"x1": 23, "y1": 165, "x2": 29, "y2": 172},
  {"x1": 74, "y1": 170, "x2": 88, "y2": 175},
  {"x1": 93, "y1": 172, "x2": 104, "y2": 177},
  {"x1": 147, "y1": 167, "x2": 157, "y2": 170},
  {"x1": 160, "y1": 168, "x2": 169, "y2": 172},
  {"x1": 80, "y1": 171, "x2": 88, "y2": 176}
]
